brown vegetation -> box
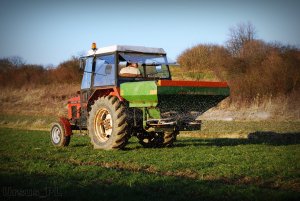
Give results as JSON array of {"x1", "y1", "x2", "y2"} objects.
[
  {"x1": 177, "y1": 40, "x2": 300, "y2": 119},
  {"x1": 0, "y1": 56, "x2": 81, "y2": 88},
  {"x1": 0, "y1": 83, "x2": 78, "y2": 116},
  {"x1": 0, "y1": 57, "x2": 81, "y2": 117},
  {"x1": 177, "y1": 26, "x2": 300, "y2": 104},
  {"x1": 176, "y1": 22, "x2": 300, "y2": 119}
]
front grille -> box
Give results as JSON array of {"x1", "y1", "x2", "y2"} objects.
[{"x1": 71, "y1": 106, "x2": 77, "y2": 118}]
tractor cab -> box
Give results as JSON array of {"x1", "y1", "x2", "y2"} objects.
[{"x1": 80, "y1": 44, "x2": 172, "y2": 90}]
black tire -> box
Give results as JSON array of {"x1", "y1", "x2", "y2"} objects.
[
  {"x1": 138, "y1": 131, "x2": 177, "y2": 148},
  {"x1": 137, "y1": 132, "x2": 164, "y2": 148},
  {"x1": 163, "y1": 131, "x2": 177, "y2": 147},
  {"x1": 88, "y1": 96, "x2": 130, "y2": 150},
  {"x1": 50, "y1": 122, "x2": 70, "y2": 147}
]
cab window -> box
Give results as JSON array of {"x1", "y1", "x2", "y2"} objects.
[
  {"x1": 94, "y1": 54, "x2": 115, "y2": 87},
  {"x1": 81, "y1": 57, "x2": 93, "y2": 89}
]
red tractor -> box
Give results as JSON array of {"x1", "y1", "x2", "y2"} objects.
[{"x1": 50, "y1": 43, "x2": 230, "y2": 150}]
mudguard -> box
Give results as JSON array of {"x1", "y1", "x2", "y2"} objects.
[{"x1": 59, "y1": 117, "x2": 72, "y2": 136}]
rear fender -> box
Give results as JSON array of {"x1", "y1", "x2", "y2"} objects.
[
  {"x1": 109, "y1": 87, "x2": 124, "y2": 101},
  {"x1": 59, "y1": 117, "x2": 72, "y2": 136},
  {"x1": 88, "y1": 87, "x2": 123, "y2": 104}
]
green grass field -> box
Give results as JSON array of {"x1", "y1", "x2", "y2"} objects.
[{"x1": 1, "y1": 126, "x2": 299, "y2": 201}]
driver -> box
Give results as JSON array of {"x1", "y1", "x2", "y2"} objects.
[{"x1": 119, "y1": 62, "x2": 142, "y2": 77}]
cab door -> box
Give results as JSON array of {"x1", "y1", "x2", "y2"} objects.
[{"x1": 80, "y1": 57, "x2": 94, "y2": 127}]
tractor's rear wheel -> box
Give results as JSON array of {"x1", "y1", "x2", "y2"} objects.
[
  {"x1": 50, "y1": 122, "x2": 70, "y2": 147},
  {"x1": 88, "y1": 96, "x2": 130, "y2": 150}
]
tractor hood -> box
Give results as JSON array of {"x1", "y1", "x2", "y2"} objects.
[{"x1": 120, "y1": 80, "x2": 230, "y2": 114}]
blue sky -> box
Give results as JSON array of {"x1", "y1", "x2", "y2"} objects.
[{"x1": 0, "y1": 0, "x2": 299, "y2": 66}]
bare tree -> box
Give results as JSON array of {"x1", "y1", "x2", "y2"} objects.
[
  {"x1": 227, "y1": 22, "x2": 257, "y2": 56},
  {"x1": 8, "y1": 56, "x2": 26, "y2": 67}
]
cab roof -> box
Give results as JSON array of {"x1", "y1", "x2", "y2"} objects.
[{"x1": 86, "y1": 45, "x2": 166, "y2": 56}]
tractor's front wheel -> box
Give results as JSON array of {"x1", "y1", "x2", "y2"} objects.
[
  {"x1": 50, "y1": 122, "x2": 70, "y2": 147},
  {"x1": 88, "y1": 96, "x2": 130, "y2": 150}
]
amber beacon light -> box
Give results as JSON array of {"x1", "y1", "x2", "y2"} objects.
[{"x1": 91, "y1": 42, "x2": 97, "y2": 51}]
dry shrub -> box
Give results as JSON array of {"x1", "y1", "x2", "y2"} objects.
[
  {"x1": 0, "y1": 56, "x2": 82, "y2": 88},
  {"x1": 177, "y1": 44, "x2": 232, "y2": 79},
  {"x1": 49, "y1": 57, "x2": 81, "y2": 83},
  {"x1": 178, "y1": 40, "x2": 300, "y2": 105}
]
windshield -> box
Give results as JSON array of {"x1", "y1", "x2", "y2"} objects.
[{"x1": 118, "y1": 53, "x2": 171, "y2": 79}]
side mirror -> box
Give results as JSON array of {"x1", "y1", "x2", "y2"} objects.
[{"x1": 105, "y1": 64, "x2": 112, "y2": 74}]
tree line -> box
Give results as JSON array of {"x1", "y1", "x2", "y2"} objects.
[
  {"x1": 177, "y1": 22, "x2": 300, "y2": 102},
  {"x1": 0, "y1": 56, "x2": 82, "y2": 88}
]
